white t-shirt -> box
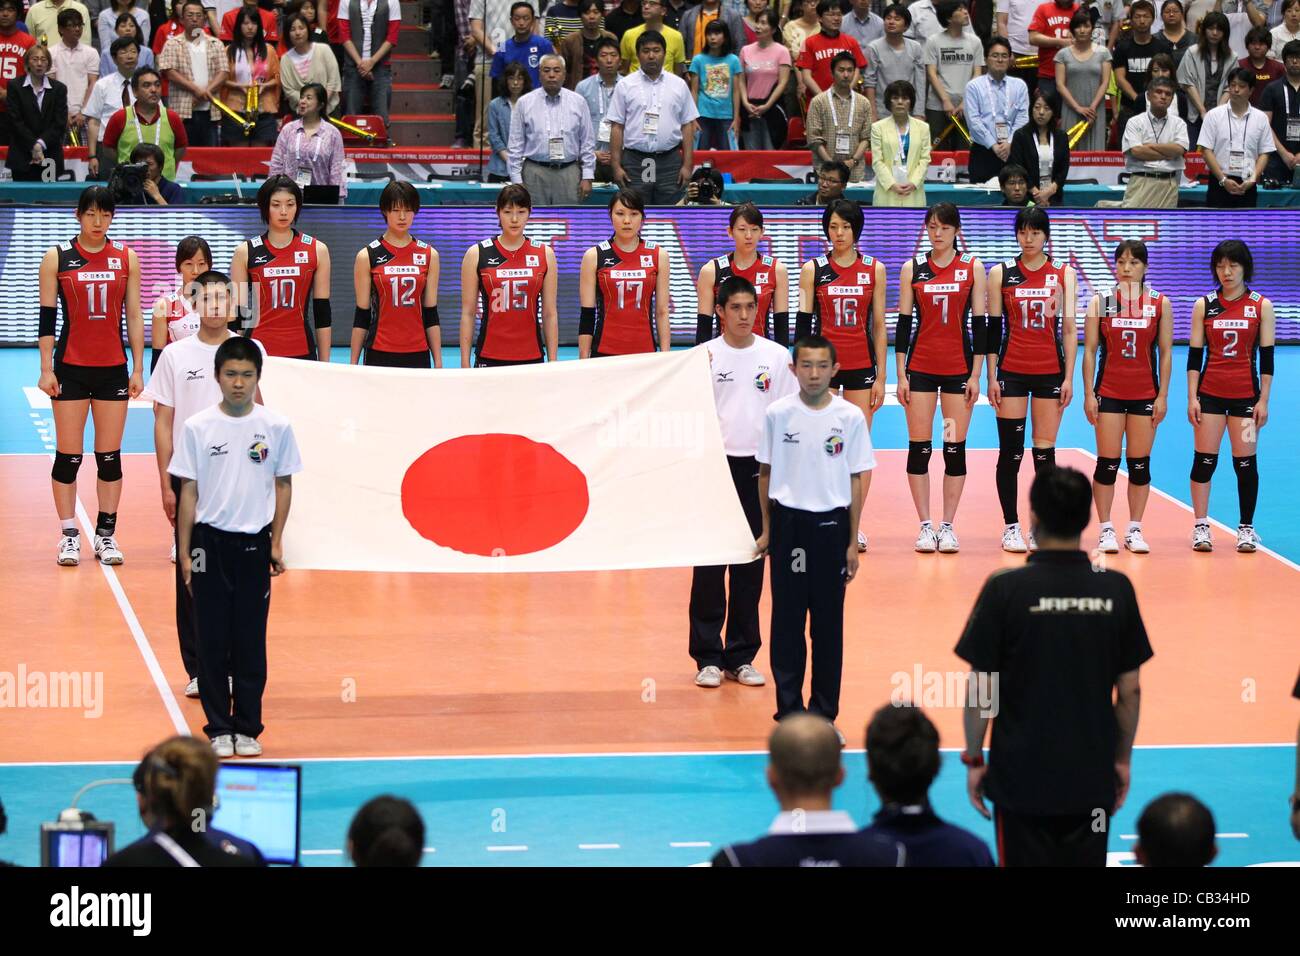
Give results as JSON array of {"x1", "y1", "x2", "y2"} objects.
[
  {"x1": 996, "y1": 0, "x2": 1042, "y2": 55},
  {"x1": 1226, "y1": 10, "x2": 1253, "y2": 60},
  {"x1": 704, "y1": 336, "x2": 798, "y2": 457},
  {"x1": 143, "y1": 332, "x2": 266, "y2": 450},
  {"x1": 188, "y1": 34, "x2": 210, "y2": 88},
  {"x1": 169, "y1": 403, "x2": 302, "y2": 533},
  {"x1": 757, "y1": 392, "x2": 874, "y2": 512},
  {"x1": 1271, "y1": 23, "x2": 1300, "y2": 58},
  {"x1": 1198, "y1": 101, "x2": 1275, "y2": 174}
]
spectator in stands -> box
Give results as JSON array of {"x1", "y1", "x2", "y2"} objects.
[
  {"x1": 998, "y1": 0, "x2": 1044, "y2": 96},
  {"x1": 844, "y1": 0, "x2": 884, "y2": 51},
  {"x1": 508, "y1": 53, "x2": 595, "y2": 202},
  {"x1": 733, "y1": 0, "x2": 767, "y2": 48},
  {"x1": 1199, "y1": 66, "x2": 1274, "y2": 205},
  {"x1": 998, "y1": 161, "x2": 1032, "y2": 202},
  {"x1": 1272, "y1": 0, "x2": 1300, "y2": 54},
  {"x1": 675, "y1": 161, "x2": 726, "y2": 202},
  {"x1": 1241, "y1": 22, "x2": 1283, "y2": 103},
  {"x1": 712, "y1": 714, "x2": 904, "y2": 867},
  {"x1": 268, "y1": 80, "x2": 346, "y2": 196},
  {"x1": 681, "y1": 0, "x2": 744, "y2": 65},
  {"x1": 1009, "y1": 85, "x2": 1068, "y2": 202},
  {"x1": 0, "y1": 0, "x2": 35, "y2": 148},
  {"x1": 101, "y1": 66, "x2": 187, "y2": 178},
  {"x1": 561, "y1": 0, "x2": 616, "y2": 88},
  {"x1": 158, "y1": 0, "x2": 226, "y2": 146},
  {"x1": 604, "y1": 0, "x2": 645, "y2": 41},
  {"x1": 860, "y1": 704, "x2": 995, "y2": 866},
  {"x1": 339, "y1": 0, "x2": 399, "y2": 126},
  {"x1": 689, "y1": 19, "x2": 741, "y2": 147},
  {"x1": 798, "y1": 0, "x2": 871, "y2": 115},
  {"x1": 5, "y1": 43, "x2": 66, "y2": 180},
  {"x1": 84, "y1": 36, "x2": 136, "y2": 178},
  {"x1": 621, "y1": 0, "x2": 687, "y2": 76},
  {"x1": 784, "y1": 0, "x2": 821, "y2": 75},
  {"x1": 924, "y1": 0, "x2": 984, "y2": 150},
  {"x1": 545, "y1": 0, "x2": 584, "y2": 46},
  {"x1": 451, "y1": 0, "x2": 476, "y2": 147},
  {"x1": 795, "y1": 157, "x2": 848, "y2": 204},
  {"x1": 280, "y1": 0, "x2": 330, "y2": 53},
  {"x1": 98, "y1": 10, "x2": 153, "y2": 78},
  {"x1": 488, "y1": 61, "x2": 528, "y2": 181},
  {"x1": 470, "y1": 0, "x2": 538, "y2": 150},
  {"x1": 964, "y1": 35, "x2": 1026, "y2": 182},
  {"x1": 664, "y1": 0, "x2": 690, "y2": 30},
  {"x1": 221, "y1": 7, "x2": 279, "y2": 145},
  {"x1": 1056, "y1": 8, "x2": 1111, "y2": 150},
  {"x1": 96, "y1": 0, "x2": 147, "y2": 51},
  {"x1": 739, "y1": 8, "x2": 790, "y2": 148},
  {"x1": 806, "y1": 50, "x2": 872, "y2": 179},
  {"x1": 1134, "y1": 793, "x2": 1218, "y2": 866},
  {"x1": 1160, "y1": 0, "x2": 1196, "y2": 66},
  {"x1": 1113, "y1": 1, "x2": 1160, "y2": 142},
  {"x1": 1260, "y1": 38, "x2": 1300, "y2": 184},
  {"x1": 151, "y1": 0, "x2": 186, "y2": 60},
  {"x1": 1121, "y1": 76, "x2": 1188, "y2": 206},
  {"x1": 49, "y1": 7, "x2": 98, "y2": 144},
  {"x1": 871, "y1": 78, "x2": 929, "y2": 205},
  {"x1": 606, "y1": 29, "x2": 699, "y2": 202},
  {"x1": 1151, "y1": 50, "x2": 1185, "y2": 116},
  {"x1": 576, "y1": 35, "x2": 620, "y2": 177},
  {"x1": 491, "y1": 1, "x2": 553, "y2": 89},
  {"x1": 1178, "y1": 9, "x2": 1233, "y2": 144},
  {"x1": 1222, "y1": 0, "x2": 1268, "y2": 61},
  {"x1": 1027, "y1": 0, "x2": 1078, "y2": 100},
  {"x1": 130, "y1": 140, "x2": 183, "y2": 202},
  {"x1": 348, "y1": 796, "x2": 425, "y2": 867},
  {"x1": 218, "y1": 0, "x2": 276, "y2": 43},
  {"x1": 870, "y1": 4, "x2": 926, "y2": 122},
  {"x1": 281, "y1": 12, "x2": 340, "y2": 114},
  {"x1": 27, "y1": 0, "x2": 90, "y2": 46}
]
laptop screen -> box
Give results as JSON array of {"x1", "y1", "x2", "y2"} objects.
[{"x1": 212, "y1": 764, "x2": 302, "y2": 865}]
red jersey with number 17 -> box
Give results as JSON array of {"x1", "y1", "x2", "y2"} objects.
[
  {"x1": 1096, "y1": 285, "x2": 1165, "y2": 400},
  {"x1": 906, "y1": 252, "x2": 977, "y2": 377},
  {"x1": 593, "y1": 238, "x2": 659, "y2": 355},
  {"x1": 245, "y1": 231, "x2": 319, "y2": 358},
  {"x1": 55, "y1": 238, "x2": 131, "y2": 367},
  {"x1": 998, "y1": 256, "x2": 1069, "y2": 376},
  {"x1": 475, "y1": 237, "x2": 548, "y2": 362},
  {"x1": 810, "y1": 253, "x2": 878, "y2": 370},
  {"x1": 1199, "y1": 288, "x2": 1263, "y2": 399},
  {"x1": 365, "y1": 237, "x2": 434, "y2": 354}
]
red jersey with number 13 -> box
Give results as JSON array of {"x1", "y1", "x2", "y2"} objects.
[
  {"x1": 998, "y1": 256, "x2": 1068, "y2": 376},
  {"x1": 245, "y1": 231, "x2": 319, "y2": 358},
  {"x1": 906, "y1": 252, "x2": 977, "y2": 377},
  {"x1": 476, "y1": 237, "x2": 548, "y2": 362},
  {"x1": 366, "y1": 237, "x2": 434, "y2": 353},
  {"x1": 594, "y1": 238, "x2": 659, "y2": 355},
  {"x1": 1199, "y1": 288, "x2": 1262, "y2": 399},
  {"x1": 811, "y1": 253, "x2": 877, "y2": 370}
]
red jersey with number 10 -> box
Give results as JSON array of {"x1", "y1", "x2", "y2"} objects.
[
  {"x1": 1199, "y1": 288, "x2": 1262, "y2": 399},
  {"x1": 55, "y1": 238, "x2": 131, "y2": 367},
  {"x1": 906, "y1": 252, "x2": 977, "y2": 377},
  {"x1": 712, "y1": 253, "x2": 778, "y2": 339},
  {"x1": 998, "y1": 256, "x2": 1068, "y2": 376},
  {"x1": 245, "y1": 231, "x2": 319, "y2": 358},
  {"x1": 593, "y1": 238, "x2": 659, "y2": 355},
  {"x1": 1096, "y1": 286, "x2": 1164, "y2": 400},
  {"x1": 366, "y1": 237, "x2": 434, "y2": 353},
  {"x1": 810, "y1": 253, "x2": 877, "y2": 370},
  {"x1": 476, "y1": 237, "x2": 548, "y2": 362}
]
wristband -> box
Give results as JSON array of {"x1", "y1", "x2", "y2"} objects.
[
  {"x1": 422, "y1": 304, "x2": 440, "y2": 329},
  {"x1": 960, "y1": 751, "x2": 985, "y2": 769},
  {"x1": 352, "y1": 306, "x2": 371, "y2": 330},
  {"x1": 312, "y1": 298, "x2": 332, "y2": 330},
  {"x1": 1186, "y1": 345, "x2": 1204, "y2": 373}
]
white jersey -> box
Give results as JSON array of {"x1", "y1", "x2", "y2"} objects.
[
  {"x1": 758, "y1": 392, "x2": 875, "y2": 512},
  {"x1": 704, "y1": 336, "x2": 798, "y2": 458},
  {"x1": 143, "y1": 332, "x2": 266, "y2": 451}
]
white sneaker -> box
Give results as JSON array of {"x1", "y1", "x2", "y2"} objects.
[
  {"x1": 211, "y1": 735, "x2": 234, "y2": 758},
  {"x1": 57, "y1": 534, "x2": 81, "y2": 566},
  {"x1": 1236, "y1": 525, "x2": 1260, "y2": 553},
  {"x1": 234, "y1": 734, "x2": 262, "y2": 757},
  {"x1": 184, "y1": 677, "x2": 199, "y2": 698},
  {"x1": 695, "y1": 665, "x2": 723, "y2": 688},
  {"x1": 856, "y1": 530, "x2": 867, "y2": 553},
  {"x1": 1124, "y1": 527, "x2": 1150, "y2": 554},
  {"x1": 170, "y1": 542, "x2": 176, "y2": 564},
  {"x1": 1026, "y1": 527, "x2": 1039, "y2": 552},
  {"x1": 1097, "y1": 527, "x2": 1119, "y2": 554},
  {"x1": 1001, "y1": 524, "x2": 1027, "y2": 553},
  {"x1": 1192, "y1": 523, "x2": 1213, "y2": 552},
  {"x1": 936, "y1": 524, "x2": 959, "y2": 553},
  {"x1": 93, "y1": 534, "x2": 124, "y2": 565},
  {"x1": 914, "y1": 524, "x2": 938, "y2": 553},
  {"x1": 726, "y1": 664, "x2": 766, "y2": 686}
]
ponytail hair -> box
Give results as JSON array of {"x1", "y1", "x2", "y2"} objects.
[{"x1": 143, "y1": 736, "x2": 218, "y2": 831}]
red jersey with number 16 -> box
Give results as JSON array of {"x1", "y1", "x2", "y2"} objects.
[
  {"x1": 476, "y1": 237, "x2": 548, "y2": 362},
  {"x1": 54, "y1": 238, "x2": 131, "y2": 367},
  {"x1": 365, "y1": 237, "x2": 434, "y2": 354},
  {"x1": 810, "y1": 252, "x2": 878, "y2": 370},
  {"x1": 712, "y1": 252, "x2": 778, "y2": 340},
  {"x1": 906, "y1": 252, "x2": 977, "y2": 377},
  {"x1": 998, "y1": 256, "x2": 1069, "y2": 376},
  {"x1": 1096, "y1": 285, "x2": 1165, "y2": 400},
  {"x1": 1199, "y1": 288, "x2": 1262, "y2": 399},
  {"x1": 593, "y1": 238, "x2": 659, "y2": 355},
  {"x1": 245, "y1": 231, "x2": 319, "y2": 358}
]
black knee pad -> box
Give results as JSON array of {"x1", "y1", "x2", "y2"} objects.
[
  {"x1": 996, "y1": 417, "x2": 1026, "y2": 470},
  {"x1": 1232, "y1": 455, "x2": 1258, "y2": 477},
  {"x1": 1031, "y1": 446, "x2": 1056, "y2": 474},
  {"x1": 942, "y1": 440, "x2": 967, "y2": 477},
  {"x1": 1093, "y1": 456, "x2": 1121, "y2": 486},
  {"x1": 51, "y1": 452, "x2": 83, "y2": 485},
  {"x1": 95, "y1": 450, "x2": 122, "y2": 483},
  {"x1": 1190, "y1": 451, "x2": 1218, "y2": 484},
  {"x1": 907, "y1": 440, "x2": 933, "y2": 475},
  {"x1": 1126, "y1": 456, "x2": 1151, "y2": 486}
]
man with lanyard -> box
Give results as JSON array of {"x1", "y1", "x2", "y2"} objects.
[
  {"x1": 507, "y1": 53, "x2": 596, "y2": 204},
  {"x1": 576, "y1": 36, "x2": 622, "y2": 181},
  {"x1": 964, "y1": 36, "x2": 1030, "y2": 183},
  {"x1": 1260, "y1": 38, "x2": 1300, "y2": 183},
  {"x1": 805, "y1": 51, "x2": 873, "y2": 181},
  {"x1": 100, "y1": 67, "x2": 189, "y2": 181},
  {"x1": 1199, "y1": 66, "x2": 1276, "y2": 206},
  {"x1": 1122, "y1": 76, "x2": 1190, "y2": 206},
  {"x1": 798, "y1": 1, "x2": 871, "y2": 115}
]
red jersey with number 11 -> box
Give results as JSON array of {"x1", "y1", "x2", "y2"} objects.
[
  {"x1": 593, "y1": 238, "x2": 659, "y2": 355},
  {"x1": 245, "y1": 231, "x2": 319, "y2": 358},
  {"x1": 55, "y1": 238, "x2": 131, "y2": 366}
]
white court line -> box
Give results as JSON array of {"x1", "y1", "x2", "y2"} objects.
[
  {"x1": 300, "y1": 849, "x2": 344, "y2": 856},
  {"x1": 1121, "y1": 833, "x2": 1249, "y2": 840},
  {"x1": 670, "y1": 842, "x2": 712, "y2": 848},
  {"x1": 578, "y1": 843, "x2": 621, "y2": 850},
  {"x1": 486, "y1": 845, "x2": 528, "y2": 852}
]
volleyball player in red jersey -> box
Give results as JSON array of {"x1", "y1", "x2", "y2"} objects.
[
  {"x1": 695, "y1": 202, "x2": 790, "y2": 346},
  {"x1": 350, "y1": 181, "x2": 442, "y2": 369},
  {"x1": 229, "y1": 175, "x2": 333, "y2": 361},
  {"x1": 1082, "y1": 240, "x2": 1173, "y2": 555},
  {"x1": 794, "y1": 198, "x2": 886, "y2": 552},
  {"x1": 1187, "y1": 239, "x2": 1275, "y2": 553},
  {"x1": 579, "y1": 189, "x2": 671, "y2": 358},
  {"x1": 894, "y1": 202, "x2": 985, "y2": 554},
  {"x1": 458, "y1": 183, "x2": 558, "y2": 367},
  {"x1": 149, "y1": 236, "x2": 211, "y2": 371},
  {"x1": 37, "y1": 186, "x2": 144, "y2": 567},
  {"x1": 985, "y1": 206, "x2": 1078, "y2": 554}
]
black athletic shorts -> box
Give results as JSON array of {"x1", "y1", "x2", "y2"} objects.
[
  {"x1": 474, "y1": 355, "x2": 545, "y2": 368},
  {"x1": 998, "y1": 369, "x2": 1063, "y2": 399},
  {"x1": 907, "y1": 370, "x2": 969, "y2": 394},
  {"x1": 994, "y1": 805, "x2": 1109, "y2": 867},
  {"x1": 53, "y1": 363, "x2": 129, "y2": 402},
  {"x1": 1198, "y1": 392, "x2": 1257, "y2": 418},
  {"x1": 365, "y1": 348, "x2": 432, "y2": 369},
  {"x1": 832, "y1": 366, "x2": 876, "y2": 390},
  {"x1": 1097, "y1": 396, "x2": 1155, "y2": 416}
]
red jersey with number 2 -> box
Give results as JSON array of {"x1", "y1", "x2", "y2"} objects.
[
  {"x1": 594, "y1": 238, "x2": 659, "y2": 355},
  {"x1": 998, "y1": 256, "x2": 1069, "y2": 376},
  {"x1": 1199, "y1": 289, "x2": 1262, "y2": 399},
  {"x1": 811, "y1": 253, "x2": 877, "y2": 370},
  {"x1": 1096, "y1": 286, "x2": 1164, "y2": 400},
  {"x1": 246, "y1": 231, "x2": 319, "y2": 358},
  {"x1": 476, "y1": 237, "x2": 548, "y2": 362},
  {"x1": 906, "y1": 252, "x2": 977, "y2": 377},
  {"x1": 366, "y1": 237, "x2": 434, "y2": 353},
  {"x1": 55, "y1": 238, "x2": 131, "y2": 367}
]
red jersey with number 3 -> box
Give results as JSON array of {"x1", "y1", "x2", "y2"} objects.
[
  {"x1": 998, "y1": 256, "x2": 1068, "y2": 376},
  {"x1": 366, "y1": 237, "x2": 434, "y2": 353},
  {"x1": 1200, "y1": 289, "x2": 1262, "y2": 399},
  {"x1": 810, "y1": 253, "x2": 877, "y2": 370},
  {"x1": 906, "y1": 252, "x2": 977, "y2": 377},
  {"x1": 245, "y1": 231, "x2": 319, "y2": 358},
  {"x1": 594, "y1": 238, "x2": 658, "y2": 355},
  {"x1": 712, "y1": 253, "x2": 778, "y2": 339},
  {"x1": 54, "y1": 238, "x2": 131, "y2": 367},
  {"x1": 476, "y1": 237, "x2": 548, "y2": 361},
  {"x1": 1096, "y1": 286, "x2": 1164, "y2": 400}
]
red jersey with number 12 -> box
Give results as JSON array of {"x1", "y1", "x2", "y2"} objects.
[
  {"x1": 245, "y1": 231, "x2": 319, "y2": 358},
  {"x1": 1199, "y1": 288, "x2": 1262, "y2": 399},
  {"x1": 906, "y1": 252, "x2": 977, "y2": 377},
  {"x1": 1096, "y1": 285, "x2": 1164, "y2": 400},
  {"x1": 476, "y1": 237, "x2": 548, "y2": 362},
  {"x1": 366, "y1": 237, "x2": 434, "y2": 353},
  {"x1": 998, "y1": 256, "x2": 1068, "y2": 376},
  {"x1": 594, "y1": 238, "x2": 658, "y2": 355},
  {"x1": 55, "y1": 238, "x2": 131, "y2": 367},
  {"x1": 811, "y1": 253, "x2": 877, "y2": 370}
]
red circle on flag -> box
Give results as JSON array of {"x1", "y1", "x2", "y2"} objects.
[{"x1": 400, "y1": 434, "x2": 589, "y2": 557}]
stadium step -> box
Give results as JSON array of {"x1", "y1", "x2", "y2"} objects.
[
  {"x1": 391, "y1": 52, "x2": 439, "y2": 85},
  {"x1": 399, "y1": 0, "x2": 424, "y2": 26},
  {"x1": 388, "y1": 114, "x2": 456, "y2": 146},
  {"x1": 392, "y1": 84, "x2": 451, "y2": 115},
  {"x1": 396, "y1": 24, "x2": 429, "y2": 54}
]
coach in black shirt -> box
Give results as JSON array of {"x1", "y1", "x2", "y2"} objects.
[{"x1": 955, "y1": 466, "x2": 1153, "y2": 867}]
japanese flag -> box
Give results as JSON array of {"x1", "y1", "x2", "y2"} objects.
[{"x1": 257, "y1": 350, "x2": 758, "y2": 572}]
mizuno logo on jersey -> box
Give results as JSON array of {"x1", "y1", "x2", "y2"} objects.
[
  {"x1": 253, "y1": 255, "x2": 272, "y2": 266},
  {"x1": 783, "y1": 432, "x2": 800, "y2": 443},
  {"x1": 208, "y1": 443, "x2": 229, "y2": 457},
  {"x1": 484, "y1": 256, "x2": 503, "y2": 266},
  {"x1": 1004, "y1": 273, "x2": 1023, "y2": 284},
  {"x1": 185, "y1": 369, "x2": 203, "y2": 380},
  {"x1": 715, "y1": 371, "x2": 733, "y2": 382}
]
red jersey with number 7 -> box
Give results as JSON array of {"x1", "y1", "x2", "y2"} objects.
[
  {"x1": 1096, "y1": 285, "x2": 1164, "y2": 400},
  {"x1": 593, "y1": 238, "x2": 659, "y2": 355},
  {"x1": 245, "y1": 231, "x2": 319, "y2": 358},
  {"x1": 810, "y1": 253, "x2": 877, "y2": 370},
  {"x1": 1199, "y1": 288, "x2": 1262, "y2": 399},
  {"x1": 54, "y1": 238, "x2": 131, "y2": 366},
  {"x1": 365, "y1": 237, "x2": 434, "y2": 354},
  {"x1": 906, "y1": 252, "x2": 977, "y2": 377},
  {"x1": 475, "y1": 237, "x2": 548, "y2": 362},
  {"x1": 998, "y1": 256, "x2": 1068, "y2": 376}
]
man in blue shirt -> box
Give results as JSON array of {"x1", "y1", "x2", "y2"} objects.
[
  {"x1": 492, "y1": 1, "x2": 555, "y2": 88},
  {"x1": 963, "y1": 35, "x2": 1029, "y2": 183},
  {"x1": 860, "y1": 703, "x2": 995, "y2": 866}
]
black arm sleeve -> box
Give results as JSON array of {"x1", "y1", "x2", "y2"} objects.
[
  {"x1": 422, "y1": 305, "x2": 440, "y2": 328},
  {"x1": 794, "y1": 310, "x2": 813, "y2": 342},
  {"x1": 971, "y1": 313, "x2": 988, "y2": 355},
  {"x1": 694, "y1": 312, "x2": 713, "y2": 345},
  {"x1": 38, "y1": 305, "x2": 57, "y2": 338},
  {"x1": 773, "y1": 311, "x2": 790, "y2": 348},
  {"x1": 352, "y1": 306, "x2": 371, "y2": 330},
  {"x1": 1260, "y1": 345, "x2": 1274, "y2": 377},
  {"x1": 150, "y1": 347, "x2": 162, "y2": 373},
  {"x1": 579, "y1": 306, "x2": 596, "y2": 337},
  {"x1": 1186, "y1": 345, "x2": 1204, "y2": 373},
  {"x1": 984, "y1": 312, "x2": 1004, "y2": 355},
  {"x1": 312, "y1": 298, "x2": 332, "y2": 330},
  {"x1": 893, "y1": 308, "x2": 913, "y2": 352}
]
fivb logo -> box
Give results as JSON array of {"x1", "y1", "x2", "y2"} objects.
[
  {"x1": 50, "y1": 887, "x2": 151, "y2": 936},
  {"x1": 890, "y1": 666, "x2": 999, "y2": 718}
]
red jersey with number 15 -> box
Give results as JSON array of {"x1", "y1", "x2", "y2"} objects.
[
  {"x1": 998, "y1": 256, "x2": 1069, "y2": 376},
  {"x1": 810, "y1": 253, "x2": 878, "y2": 370},
  {"x1": 366, "y1": 237, "x2": 434, "y2": 353},
  {"x1": 1199, "y1": 288, "x2": 1263, "y2": 399},
  {"x1": 712, "y1": 253, "x2": 778, "y2": 339},
  {"x1": 906, "y1": 252, "x2": 977, "y2": 377},
  {"x1": 593, "y1": 238, "x2": 659, "y2": 355},
  {"x1": 55, "y1": 238, "x2": 131, "y2": 367},
  {"x1": 476, "y1": 237, "x2": 548, "y2": 362},
  {"x1": 1096, "y1": 285, "x2": 1165, "y2": 400},
  {"x1": 245, "y1": 231, "x2": 319, "y2": 358}
]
